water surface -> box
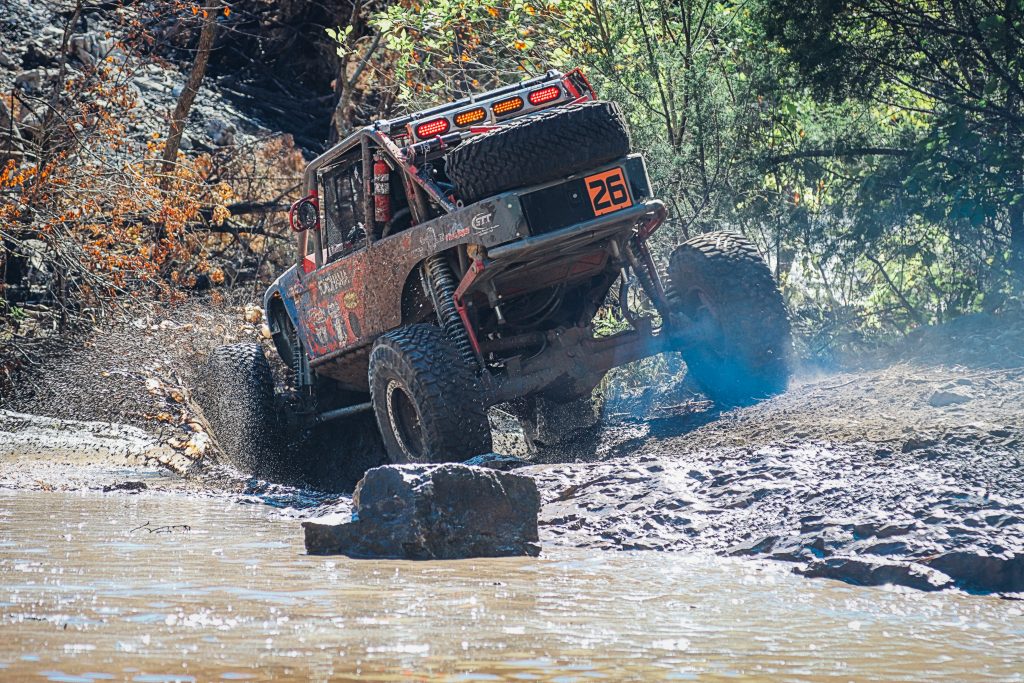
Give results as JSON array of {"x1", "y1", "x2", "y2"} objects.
[{"x1": 1, "y1": 489, "x2": 1022, "y2": 681}]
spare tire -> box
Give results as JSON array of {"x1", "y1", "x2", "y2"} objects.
[{"x1": 446, "y1": 100, "x2": 631, "y2": 204}]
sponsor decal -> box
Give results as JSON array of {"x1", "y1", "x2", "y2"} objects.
[
  {"x1": 316, "y1": 267, "x2": 353, "y2": 297},
  {"x1": 343, "y1": 291, "x2": 359, "y2": 310},
  {"x1": 471, "y1": 210, "x2": 497, "y2": 235},
  {"x1": 447, "y1": 226, "x2": 471, "y2": 242},
  {"x1": 305, "y1": 307, "x2": 331, "y2": 349}
]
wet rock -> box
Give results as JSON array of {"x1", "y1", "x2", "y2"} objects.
[
  {"x1": 928, "y1": 390, "x2": 972, "y2": 408},
  {"x1": 303, "y1": 464, "x2": 540, "y2": 559},
  {"x1": 133, "y1": 75, "x2": 167, "y2": 93},
  {"x1": 69, "y1": 32, "x2": 110, "y2": 67},
  {"x1": 463, "y1": 453, "x2": 532, "y2": 471},
  {"x1": 102, "y1": 481, "x2": 148, "y2": 493},
  {"x1": 859, "y1": 540, "x2": 908, "y2": 556},
  {"x1": 852, "y1": 520, "x2": 918, "y2": 539},
  {"x1": 728, "y1": 535, "x2": 778, "y2": 556},
  {"x1": 901, "y1": 436, "x2": 939, "y2": 453},
  {"x1": 924, "y1": 550, "x2": 1024, "y2": 593},
  {"x1": 797, "y1": 557, "x2": 954, "y2": 591},
  {"x1": 20, "y1": 42, "x2": 55, "y2": 69}
]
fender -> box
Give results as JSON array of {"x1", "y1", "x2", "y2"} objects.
[{"x1": 263, "y1": 265, "x2": 306, "y2": 349}]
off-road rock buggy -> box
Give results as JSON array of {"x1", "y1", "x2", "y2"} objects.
[{"x1": 200, "y1": 69, "x2": 791, "y2": 473}]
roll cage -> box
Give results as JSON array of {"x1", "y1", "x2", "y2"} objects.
[{"x1": 290, "y1": 69, "x2": 596, "y2": 271}]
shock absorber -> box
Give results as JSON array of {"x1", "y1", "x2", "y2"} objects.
[
  {"x1": 289, "y1": 322, "x2": 314, "y2": 407},
  {"x1": 624, "y1": 237, "x2": 672, "y2": 322},
  {"x1": 423, "y1": 254, "x2": 480, "y2": 370}
]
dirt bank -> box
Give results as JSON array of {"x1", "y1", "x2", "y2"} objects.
[{"x1": 530, "y1": 362, "x2": 1024, "y2": 592}]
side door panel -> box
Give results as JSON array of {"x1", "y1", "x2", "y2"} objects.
[
  {"x1": 297, "y1": 254, "x2": 368, "y2": 360},
  {"x1": 294, "y1": 152, "x2": 369, "y2": 361}
]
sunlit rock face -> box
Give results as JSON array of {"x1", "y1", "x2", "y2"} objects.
[{"x1": 303, "y1": 463, "x2": 540, "y2": 559}]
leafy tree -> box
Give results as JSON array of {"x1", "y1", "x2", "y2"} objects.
[{"x1": 759, "y1": 0, "x2": 1024, "y2": 300}]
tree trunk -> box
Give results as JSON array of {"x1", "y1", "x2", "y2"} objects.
[{"x1": 160, "y1": 4, "x2": 218, "y2": 183}]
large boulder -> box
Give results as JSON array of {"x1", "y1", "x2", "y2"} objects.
[{"x1": 303, "y1": 463, "x2": 540, "y2": 559}]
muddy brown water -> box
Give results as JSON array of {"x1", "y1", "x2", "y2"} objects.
[{"x1": 2, "y1": 485, "x2": 1023, "y2": 681}]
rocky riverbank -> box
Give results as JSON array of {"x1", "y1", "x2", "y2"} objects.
[{"x1": 3, "y1": 311, "x2": 1024, "y2": 594}]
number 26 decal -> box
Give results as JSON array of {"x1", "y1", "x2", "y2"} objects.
[{"x1": 585, "y1": 167, "x2": 633, "y2": 216}]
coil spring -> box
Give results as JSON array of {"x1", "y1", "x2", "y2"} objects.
[{"x1": 424, "y1": 254, "x2": 479, "y2": 370}]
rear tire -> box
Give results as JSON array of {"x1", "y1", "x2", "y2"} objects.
[
  {"x1": 666, "y1": 231, "x2": 791, "y2": 405},
  {"x1": 445, "y1": 100, "x2": 631, "y2": 203},
  {"x1": 200, "y1": 343, "x2": 284, "y2": 474},
  {"x1": 519, "y1": 391, "x2": 604, "y2": 451},
  {"x1": 296, "y1": 412, "x2": 387, "y2": 492},
  {"x1": 368, "y1": 324, "x2": 492, "y2": 463}
]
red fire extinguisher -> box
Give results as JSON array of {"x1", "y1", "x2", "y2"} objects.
[{"x1": 373, "y1": 153, "x2": 391, "y2": 224}]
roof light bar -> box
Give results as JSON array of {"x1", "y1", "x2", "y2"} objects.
[
  {"x1": 528, "y1": 85, "x2": 561, "y2": 105},
  {"x1": 492, "y1": 96, "x2": 524, "y2": 116},
  {"x1": 414, "y1": 117, "x2": 451, "y2": 139}
]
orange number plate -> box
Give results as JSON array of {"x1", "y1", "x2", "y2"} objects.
[{"x1": 585, "y1": 167, "x2": 632, "y2": 217}]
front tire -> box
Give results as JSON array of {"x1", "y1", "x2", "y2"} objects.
[
  {"x1": 666, "y1": 231, "x2": 791, "y2": 405},
  {"x1": 368, "y1": 324, "x2": 492, "y2": 463},
  {"x1": 200, "y1": 343, "x2": 283, "y2": 474}
]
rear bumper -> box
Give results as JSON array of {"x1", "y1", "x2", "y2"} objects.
[{"x1": 487, "y1": 199, "x2": 666, "y2": 262}]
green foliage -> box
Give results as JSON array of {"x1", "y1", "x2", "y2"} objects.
[
  {"x1": 370, "y1": 0, "x2": 1024, "y2": 360},
  {"x1": 372, "y1": 1, "x2": 584, "y2": 104}
]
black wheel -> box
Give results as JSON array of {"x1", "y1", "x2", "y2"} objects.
[
  {"x1": 295, "y1": 412, "x2": 387, "y2": 492},
  {"x1": 200, "y1": 343, "x2": 283, "y2": 474},
  {"x1": 518, "y1": 391, "x2": 604, "y2": 450},
  {"x1": 368, "y1": 324, "x2": 492, "y2": 463},
  {"x1": 666, "y1": 231, "x2": 791, "y2": 405},
  {"x1": 445, "y1": 100, "x2": 631, "y2": 203}
]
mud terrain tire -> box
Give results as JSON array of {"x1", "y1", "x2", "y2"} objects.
[
  {"x1": 520, "y1": 393, "x2": 603, "y2": 450},
  {"x1": 667, "y1": 231, "x2": 791, "y2": 405},
  {"x1": 446, "y1": 100, "x2": 631, "y2": 204},
  {"x1": 369, "y1": 324, "x2": 492, "y2": 463},
  {"x1": 200, "y1": 343, "x2": 282, "y2": 474}
]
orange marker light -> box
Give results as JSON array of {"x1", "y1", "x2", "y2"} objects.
[
  {"x1": 492, "y1": 96, "x2": 524, "y2": 116},
  {"x1": 415, "y1": 118, "x2": 451, "y2": 139},
  {"x1": 528, "y1": 85, "x2": 561, "y2": 105},
  {"x1": 454, "y1": 107, "x2": 487, "y2": 127}
]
